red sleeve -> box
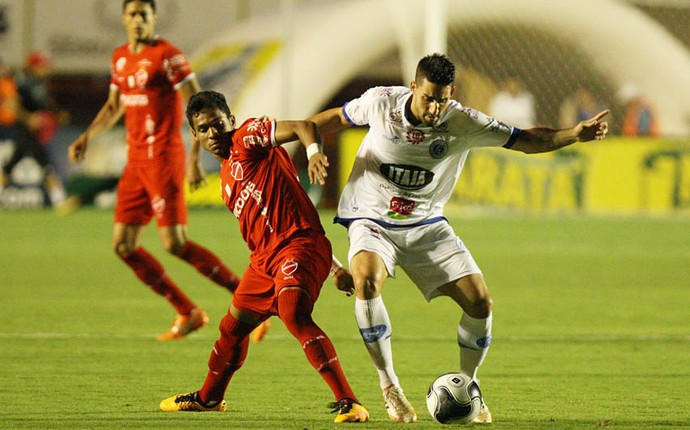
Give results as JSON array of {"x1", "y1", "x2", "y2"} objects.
[
  {"x1": 236, "y1": 118, "x2": 276, "y2": 155},
  {"x1": 162, "y1": 42, "x2": 193, "y2": 89}
]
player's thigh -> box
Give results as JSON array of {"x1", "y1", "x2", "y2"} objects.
[
  {"x1": 399, "y1": 222, "x2": 483, "y2": 302},
  {"x1": 232, "y1": 263, "x2": 275, "y2": 317},
  {"x1": 347, "y1": 219, "x2": 398, "y2": 280},
  {"x1": 114, "y1": 165, "x2": 152, "y2": 226},
  {"x1": 143, "y1": 160, "x2": 187, "y2": 227},
  {"x1": 271, "y1": 231, "x2": 332, "y2": 304},
  {"x1": 233, "y1": 232, "x2": 332, "y2": 317}
]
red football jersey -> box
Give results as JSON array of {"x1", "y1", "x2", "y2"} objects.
[
  {"x1": 110, "y1": 36, "x2": 192, "y2": 163},
  {"x1": 219, "y1": 118, "x2": 324, "y2": 254}
]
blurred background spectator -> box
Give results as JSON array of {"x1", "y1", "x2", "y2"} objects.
[
  {"x1": 1, "y1": 51, "x2": 68, "y2": 204},
  {"x1": 488, "y1": 76, "x2": 536, "y2": 128},
  {"x1": 617, "y1": 82, "x2": 660, "y2": 137},
  {"x1": 15, "y1": 51, "x2": 70, "y2": 145},
  {"x1": 0, "y1": 57, "x2": 18, "y2": 143},
  {"x1": 559, "y1": 88, "x2": 605, "y2": 129},
  {"x1": 54, "y1": 127, "x2": 126, "y2": 215}
]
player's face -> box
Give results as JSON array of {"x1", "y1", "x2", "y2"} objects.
[
  {"x1": 410, "y1": 78, "x2": 455, "y2": 126},
  {"x1": 191, "y1": 108, "x2": 236, "y2": 160},
  {"x1": 122, "y1": 1, "x2": 156, "y2": 44}
]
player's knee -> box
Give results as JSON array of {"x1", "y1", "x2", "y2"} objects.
[
  {"x1": 354, "y1": 274, "x2": 382, "y2": 299},
  {"x1": 278, "y1": 290, "x2": 316, "y2": 336},
  {"x1": 163, "y1": 238, "x2": 185, "y2": 255},
  {"x1": 113, "y1": 241, "x2": 133, "y2": 257},
  {"x1": 281, "y1": 307, "x2": 312, "y2": 333},
  {"x1": 468, "y1": 295, "x2": 493, "y2": 318}
]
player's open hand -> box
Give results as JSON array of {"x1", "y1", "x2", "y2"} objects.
[
  {"x1": 332, "y1": 267, "x2": 355, "y2": 297},
  {"x1": 308, "y1": 153, "x2": 329, "y2": 186},
  {"x1": 68, "y1": 134, "x2": 88, "y2": 163},
  {"x1": 577, "y1": 109, "x2": 609, "y2": 142}
]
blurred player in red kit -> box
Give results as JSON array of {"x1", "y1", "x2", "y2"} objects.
[
  {"x1": 159, "y1": 90, "x2": 368, "y2": 423},
  {"x1": 68, "y1": 0, "x2": 269, "y2": 341}
]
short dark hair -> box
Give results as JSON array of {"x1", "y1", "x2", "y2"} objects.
[
  {"x1": 186, "y1": 90, "x2": 232, "y2": 128},
  {"x1": 122, "y1": 0, "x2": 156, "y2": 12},
  {"x1": 415, "y1": 53, "x2": 455, "y2": 86}
]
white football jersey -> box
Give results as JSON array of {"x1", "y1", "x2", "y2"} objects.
[{"x1": 336, "y1": 86, "x2": 519, "y2": 226}]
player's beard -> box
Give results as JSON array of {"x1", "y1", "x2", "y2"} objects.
[
  {"x1": 423, "y1": 114, "x2": 439, "y2": 127},
  {"x1": 135, "y1": 33, "x2": 153, "y2": 44},
  {"x1": 131, "y1": 25, "x2": 152, "y2": 45}
]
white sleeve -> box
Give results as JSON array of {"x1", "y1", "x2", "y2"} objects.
[
  {"x1": 342, "y1": 86, "x2": 390, "y2": 127},
  {"x1": 459, "y1": 106, "x2": 520, "y2": 148}
]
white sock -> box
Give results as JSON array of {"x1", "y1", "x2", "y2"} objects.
[
  {"x1": 457, "y1": 312, "x2": 492, "y2": 380},
  {"x1": 355, "y1": 296, "x2": 399, "y2": 390}
]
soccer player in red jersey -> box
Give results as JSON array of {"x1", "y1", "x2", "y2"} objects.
[
  {"x1": 159, "y1": 90, "x2": 368, "y2": 423},
  {"x1": 67, "y1": 0, "x2": 262, "y2": 341}
]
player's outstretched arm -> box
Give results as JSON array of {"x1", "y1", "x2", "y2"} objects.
[
  {"x1": 274, "y1": 120, "x2": 330, "y2": 185},
  {"x1": 510, "y1": 109, "x2": 609, "y2": 154},
  {"x1": 308, "y1": 107, "x2": 351, "y2": 135}
]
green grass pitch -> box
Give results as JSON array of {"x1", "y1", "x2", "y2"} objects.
[{"x1": 0, "y1": 208, "x2": 688, "y2": 429}]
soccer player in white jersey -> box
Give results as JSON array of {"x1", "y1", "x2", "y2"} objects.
[{"x1": 308, "y1": 53, "x2": 609, "y2": 423}]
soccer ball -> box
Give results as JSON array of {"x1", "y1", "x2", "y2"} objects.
[{"x1": 426, "y1": 373, "x2": 482, "y2": 424}]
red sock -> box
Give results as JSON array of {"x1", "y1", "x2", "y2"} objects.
[
  {"x1": 278, "y1": 289, "x2": 358, "y2": 403},
  {"x1": 121, "y1": 247, "x2": 195, "y2": 314},
  {"x1": 177, "y1": 241, "x2": 240, "y2": 293},
  {"x1": 199, "y1": 313, "x2": 254, "y2": 403}
]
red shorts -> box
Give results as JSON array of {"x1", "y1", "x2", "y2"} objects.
[
  {"x1": 232, "y1": 230, "x2": 333, "y2": 316},
  {"x1": 114, "y1": 159, "x2": 187, "y2": 227}
]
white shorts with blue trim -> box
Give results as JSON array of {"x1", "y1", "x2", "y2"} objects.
[{"x1": 346, "y1": 218, "x2": 482, "y2": 301}]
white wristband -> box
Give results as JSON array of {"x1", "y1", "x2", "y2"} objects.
[
  {"x1": 306, "y1": 143, "x2": 323, "y2": 160},
  {"x1": 329, "y1": 255, "x2": 343, "y2": 277}
]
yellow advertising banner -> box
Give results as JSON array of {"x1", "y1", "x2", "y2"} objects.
[
  {"x1": 185, "y1": 174, "x2": 223, "y2": 207},
  {"x1": 338, "y1": 130, "x2": 690, "y2": 215}
]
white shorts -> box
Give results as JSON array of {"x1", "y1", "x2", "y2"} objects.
[{"x1": 346, "y1": 219, "x2": 482, "y2": 301}]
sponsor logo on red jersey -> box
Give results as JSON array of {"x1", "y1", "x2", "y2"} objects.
[{"x1": 242, "y1": 135, "x2": 263, "y2": 148}]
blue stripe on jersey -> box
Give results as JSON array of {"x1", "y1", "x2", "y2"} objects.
[
  {"x1": 342, "y1": 102, "x2": 357, "y2": 126},
  {"x1": 333, "y1": 216, "x2": 448, "y2": 229},
  {"x1": 503, "y1": 127, "x2": 521, "y2": 148}
]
